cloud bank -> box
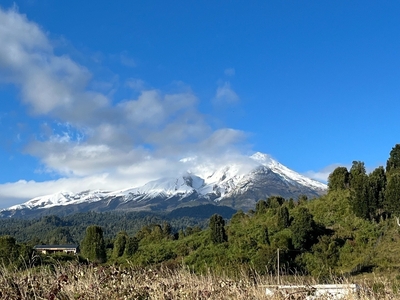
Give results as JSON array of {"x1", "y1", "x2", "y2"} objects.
[{"x1": 0, "y1": 7, "x2": 247, "y2": 207}]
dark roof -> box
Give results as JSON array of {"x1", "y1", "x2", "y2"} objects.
[{"x1": 33, "y1": 245, "x2": 79, "y2": 250}]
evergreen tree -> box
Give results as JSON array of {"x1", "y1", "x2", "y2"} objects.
[
  {"x1": 178, "y1": 229, "x2": 185, "y2": 239},
  {"x1": 386, "y1": 144, "x2": 400, "y2": 175},
  {"x1": 124, "y1": 237, "x2": 139, "y2": 257},
  {"x1": 258, "y1": 225, "x2": 270, "y2": 245},
  {"x1": 277, "y1": 206, "x2": 290, "y2": 230},
  {"x1": 384, "y1": 173, "x2": 400, "y2": 216},
  {"x1": 48, "y1": 227, "x2": 75, "y2": 245},
  {"x1": 266, "y1": 196, "x2": 285, "y2": 208},
  {"x1": 209, "y1": 214, "x2": 227, "y2": 244},
  {"x1": 255, "y1": 200, "x2": 268, "y2": 214},
  {"x1": 385, "y1": 144, "x2": 400, "y2": 216},
  {"x1": 297, "y1": 195, "x2": 308, "y2": 205},
  {"x1": 81, "y1": 225, "x2": 107, "y2": 263},
  {"x1": 328, "y1": 167, "x2": 350, "y2": 191},
  {"x1": 368, "y1": 166, "x2": 386, "y2": 217},
  {"x1": 162, "y1": 222, "x2": 172, "y2": 238},
  {"x1": 113, "y1": 231, "x2": 127, "y2": 258},
  {"x1": 291, "y1": 207, "x2": 317, "y2": 251},
  {"x1": 151, "y1": 225, "x2": 164, "y2": 240},
  {"x1": 349, "y1": 161, "x2": 370, "y2": 219},
  {"x1": 288, "y1": 198, "x2": 295, "y2": 209},
  {"x1": 0, "y1": 235, "x2": 19, "y2": 266}
]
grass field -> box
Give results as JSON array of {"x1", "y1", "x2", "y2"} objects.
[{"x1": 0, "y1": 262, "x2": 399, "y2": 299}]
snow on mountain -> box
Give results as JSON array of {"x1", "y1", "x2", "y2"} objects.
[
  {"x1": 7, "y1": 190, "x2": 113, "y2": 210},
  {"x1": 249, "y1": 152, "x2": 327, "y2": 191},
  {"x1": 2, "y1": 152, "x2": 327, "y2": 214}
]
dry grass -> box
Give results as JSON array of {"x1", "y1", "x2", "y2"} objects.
[
  {"x1": 0, "y1": 262, "x2": 399, "y2": 299},
  {"x1": 0, "y1": 262, "x2": 267, "y2": 299}
]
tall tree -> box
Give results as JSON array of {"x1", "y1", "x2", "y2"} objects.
[
  {"x1": 81, "y1": 225, "x2": 107, "y2": 263},
  {"x1": 328, "y1": 167, "x2": 350, "y2": 191},
  {"x1": 368, "y1": 166, "x2": 386, "y2": 217},
  {"x1": 124, "y1": 237, "x2": 139, "y2": 257},
  {"x1": 386, "y1": 144, "x2": 400, "y2": 175},
  {"x1": 0, "y1": 235, "x2": 19, "y2": 266},
  {"x1": 112, "y1": 231, "x2": 127, "y2": 258},
  {"x1": 297, "y1": 195, "x2": 308, "y2": 205},
  {"x1": 277, "y1": 206, "x2": 290, "y2": 230},
  {"x1": 255, "y1": 200, "x2": 268, "y2": 214},
  {"x1": 266, "y1": 196, "x2": 285, "y2": 208},
  {"x1": 384, "y1": 173, "x2": 400, "y2": 216},
  {"x1": 258, "y1": 225, "x2": 270, "y2": 245},
  {"x1": 291, "y1": 207, "x2": 317, "y2": 251},
  {"x1": 162, "y1": 222, "x2": 172, "y2": 238},
  {"x1": 209, "y1": 214, "x2": 227, "y2": 244},
  {"x1": 349, "y1": 161, "x2": 370, "y2": 219}
]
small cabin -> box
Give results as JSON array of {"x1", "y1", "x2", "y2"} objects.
[{"x1": 33, "y1": 244, "x2": 79, "y2": 255}]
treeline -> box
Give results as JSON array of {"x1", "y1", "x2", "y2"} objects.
[
  {"x1": 0, "y1": 209, "x2": 223, "y2": 245},
  {"x1": 329, "y1": 144, "x2": 400, "y2": 220}
]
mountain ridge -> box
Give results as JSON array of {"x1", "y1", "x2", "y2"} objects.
[{"x1": 1, "y1": 152, "x2": 326, "y2": 218}]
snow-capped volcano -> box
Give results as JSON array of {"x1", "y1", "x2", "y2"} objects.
[{"x1": 1, "y1": 153, "x2": 326, "y2": 218}]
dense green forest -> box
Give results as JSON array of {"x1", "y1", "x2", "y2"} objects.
[
  {"x1": 2, "y1": 144, "x2": 400, "y2": 280},
  {"x1": 0, "y1": 204, "x2": 236, "y2": 244}
]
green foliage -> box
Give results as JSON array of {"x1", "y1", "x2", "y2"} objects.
[
  {"x1": 266, "y1": 196, "x2": 285, "y2": 209},
  {"x1": 81, "y1": 225, "x2": 107, "y2": 263},
  {"x1": 384, "y1": 173, "x2": 400, "y2": 216},
  {"x1": 288, "y1": 198, "x2": 295, "y2": 209},
  {"x1": 209, "y1": 214, "x2": 227, "y2": 244},
  {"x1": 368, "y1": 166, "x2": 386, "y2": 217},
  {"x1": 277, "y1": 206, "x2": 290, "y2": 230},
  {"x1": 0, "y1": 235, "x2": 33, "y2": 268},
  {"x1": 252, "y1": 246, "x2": 277, "y2": 274},
  {"x1": 255, "y1": 200, "x2": 268, "y2": 214},
  {"x1": 386, "y1": 144, "x2": 400, "y2": 174},
  {"x1": 258, "y1": 225, "x2": 270, "y2": 245},
  {"x1": 0, "y1": 210, "x2": 208, "y2": 245},
  {"x1": 271, "y1": 229, "x2": 293, "y2": 252},
  {"x1": 0, "y1": 235, "x2": 19, "y2": 266},
  {"x1": 299, "y1": 235, "x2": 340, "y2": 277},
  {"x1": 291, "y1": 207, "x2": 318, "y2": 251},
  {"x1": 349, "y1": 161, "x2": 370, "y2": 219},
  {"x1": 297, "y1": 195, "x2": 308, "y2": 205},
  {"x1": 47, "y1": 227, "x2": 75, "y2": 245},
  {"x1": 113, "y1": 231, "x2": 127, "y2": 258},
  {"x1": 328, "y1": 166, "x2": 350, "y2": 191},
  {"x1": 124, "y1": 237, "x2": 139, "y2": 256},
  {"x1": 230, "y1": 210, "x2": 248, "y2": 225}
]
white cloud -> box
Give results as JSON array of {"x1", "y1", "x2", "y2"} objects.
[
  {"x1": 0, "y1": 7, "x2": 249, "y2": 207},
  {"x1": 214, "y1": 82, "x2": 239, "y2": 104},
  {"x1": 0, "y1": 6, "x2": 110, "y2": 119}
]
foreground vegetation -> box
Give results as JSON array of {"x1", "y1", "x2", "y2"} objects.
[{"x1": 1, "y1": 262, "x2": 400, "y2": 299}]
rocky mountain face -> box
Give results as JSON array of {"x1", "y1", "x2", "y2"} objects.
[{"x1": 0, "y1": 152, "x2": 326, "y2": 218}]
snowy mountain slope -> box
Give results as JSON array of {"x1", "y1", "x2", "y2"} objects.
[{"x1": 1, "y1": 153, "x2": 327, "y2": 217}]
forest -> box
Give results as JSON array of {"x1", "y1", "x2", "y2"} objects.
[{"x1": 2, "y1": 144, "x2": 400, "y2": 281}]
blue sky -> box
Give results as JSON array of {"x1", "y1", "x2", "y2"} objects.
[{"x1": 0, "y1": 1, "x2": 400, "y2": 208}]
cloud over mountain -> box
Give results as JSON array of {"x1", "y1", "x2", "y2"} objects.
[{"x1": 0, "y1": 6, "x2": 249, "y2": 207}]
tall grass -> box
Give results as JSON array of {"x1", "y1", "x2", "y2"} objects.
[{"x1": 0, "y1": 262, "x2": 399, "y2": 299}]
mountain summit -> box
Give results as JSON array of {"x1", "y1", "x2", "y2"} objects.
[{"x1": 1, "y1": 153, "x2": 326, "y2": 218}]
